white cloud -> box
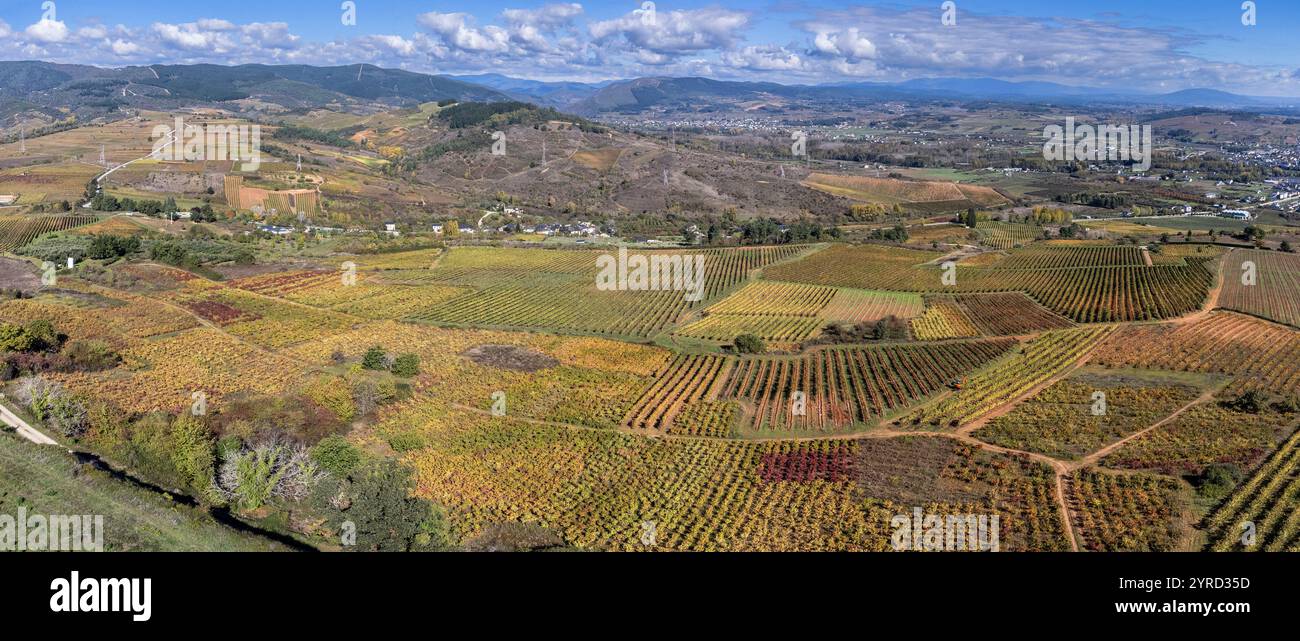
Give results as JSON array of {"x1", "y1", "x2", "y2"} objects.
[
  {"x1": 722, "y1": 45, "x2": 806, "y2": 72},
  {"x1": 78, "y1": 25, "x2": 108, "y2": 40},
  {"x1": 590, "y1": 7, "x2": 749, "y2": 56},
  {"x1": 418, "y1": 12, "x2": 510, "y2": 53},
  {"x1": 25, "y1": 18, "x2": 69, "y2": 43},
  {"x1": 110, "y1": 39, "x2": 141, "y2": 57},
  {"x1": 502, "y1": 3, "x2": 583, "y2": 28},
  {"x1": 812, "y1": 28, "x2": 875, "y2": 60}
]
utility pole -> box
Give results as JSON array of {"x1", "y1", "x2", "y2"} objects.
[
  {"x1": 19, "y1": 126, "x2": 25, "y2": 154},
  {"x1": 100, "y1": 145, "x2": 106, "y2": 168}
]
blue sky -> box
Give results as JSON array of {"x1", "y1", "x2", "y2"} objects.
[{"x1": 1, "y1": 0, "x2": 1298, "y2": 95}]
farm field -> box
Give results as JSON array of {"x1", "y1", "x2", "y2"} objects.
[
  {"x1": 802, "y1": 173, "x2": 1010, "y2": 212},
  {"x1": 977, "y1": 221, "x2": 1041, "y2": 250},
  {"x1": 972, "y1": 369, "x2": 1210, "y2": 460},
  {"x1": 1217, "y1": 249, "x2": 1300, "y2": 328},
  {"x1": 902, "y1": 327, "x2": 1118, "y2": 430},
  {"x1": 1091, "y1": 312, "x2": 1300, "y2": 396},
  {"x1": 718, "y1": 339, "x2": 1017, "y2": 434},
  {"x1": 1098, "y1": 401, "x2": 1296, "y2": 476},
  {"x1": 766, "y1": 243, "x2": 1216, "y2": 323},
  {"x1": 0, "y1": 214, "x2": 98, "y2": 251},
  {"x1": 1205, "y1": 428, "x2": 1300, "y2": 551},
  {"x1": 1066, "y1": 468, "x2": 1186, "y2": 552}
]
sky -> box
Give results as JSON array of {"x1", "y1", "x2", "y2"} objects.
[{"x1": 1, "y1": 0, "x2": 1299, "y2": 95}]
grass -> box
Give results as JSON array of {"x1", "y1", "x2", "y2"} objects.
[{"x1": 0, "y1": 430, "x2": 288, "y2": 551}]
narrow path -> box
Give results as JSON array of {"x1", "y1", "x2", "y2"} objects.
[
  {"x1": 1069, "y1": 388, "x2": 1218, "y2": 471},
  {"x1": 0, "y1": 400, "x2": 58, "y2": 446}
]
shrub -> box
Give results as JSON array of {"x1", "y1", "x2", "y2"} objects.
[
  {"x1": 60, "y1": 340, "x2": 121, "y2": 372},
  {"x1": 303, "y1": 375, "x2": 357, "y2": 423},
  {"x1": 217, "y1": 441, "x2": 325, "y2": 511},
  {"x1": 391, "y1": 353, "x2": 420, "y2": 378},
  {"x1": 361, "y1": 346, "x2": 389, "y2": 371},
  {"x1": 387, "y1": 432, "x2": 426, "y2": 453},
  {"x1": 312, "y1": 436, "x2": 362, "y2": 478},
  {"x1": 329, "y1": 460, "x2": 447, "y2": 551},
  {"x1": 1196, "y1": 463, "x2": 1243, "y2": 499}
]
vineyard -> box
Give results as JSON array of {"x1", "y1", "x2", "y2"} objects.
[
  {"x1": 910, "y1": 299, "x2": 980, "y2": 340},
  {"x1": 973, "y1": 372, "x2": 1206, "y2": 460},
  {"x1": 402, "y1": 245, "x2": 814, "y2": 339},
  {"x1": 718, "y1": 340, "x2": 1017, "y2": 433},
  {"x1": 1206, "y1": 428, "x2": 1300, "y2": 551},
  {"x1": 819, "y1": 288, "x2": 924, "y2": 324},
  {"x1": 977, "y1": 221, "x2": 1041, "y2": 250},
  {"x1": 0, "y1": 214, "x2": 98, "y2": 251},
  {"x1": 1067, "y1": 469, "x2": 1184, "y2": 552},
  {"x1": 903, "y1": 327, "x2": 1118, "y2": 429},
  {"x1": 622, "y1": 355, "x2": 731, "y2": 434},
  {"x1": 1098, "y1": 402, "x2": 1294, "y2": 476},
  {"x1": 404, "y1": 407, "x2": 1069, "y2": 551},
  {"x1": 1091, "y1": 312, "x2": 1300, "y2": 395},
  {"x1": 765, "y1": 244, "x2": 1216, "y2": 323},
  {"x1": 1217, "y1": 249, "x2": 1300, "y2": 328}
]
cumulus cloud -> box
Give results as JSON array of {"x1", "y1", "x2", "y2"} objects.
[
  {"x1": 418, "y1": 12, "x2": 510, "y2": 53},
  {"x1": 722, "y1": 45, "x2": 806, "y2": 72},
  {"x1": 0, "y1": 5, "x2": 1294, "y2": 96},
  {"x1": 589, "y1": 7, "x2": 749, "y2": 56},
  {"x1": 25, "y1": 18, "x2": 69, "y2": 43}
]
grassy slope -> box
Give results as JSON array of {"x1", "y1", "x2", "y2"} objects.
[{"x1": 0, "y1": 430, "x2": 287, "y2": 552}]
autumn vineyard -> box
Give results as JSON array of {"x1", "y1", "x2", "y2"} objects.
[{"x1": 3, "y1": 207, "x2": 1300, "y2": 555}]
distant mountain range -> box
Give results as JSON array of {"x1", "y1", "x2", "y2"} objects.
[
  {"x1": 1, "y1": 59, "x2": 1297, "y2": 128},
  {"x1": 0, "y1": 61, "x2": 509, "y2": 124}
]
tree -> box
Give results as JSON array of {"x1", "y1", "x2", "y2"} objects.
[
  {"x1": 964, "y1": 208, "x2": 978, "y2": 228},
  {"x1": 332, "y1": 461, "x2": 447, "y2": 552},
  {"x1": 734, "y1": 334, "x2": 766, "y2": 354}
]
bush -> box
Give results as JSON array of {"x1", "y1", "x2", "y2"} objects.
[
  {"x1": 60, "y1": 339, "x2": 121, "y2": 372},
  {"x1": 391, "y1": 354, "x2": 420, "y2": 378},
  {"x1": 387, "y1": 432, "x2": 426, "y2": 453},
  {"x1": 1195, "y1": 463, "x2": 1243, "y2": 499},
  {"x1": 733, "y1": 334, "x2": 766, "y2": 355},
  {"x1": 312, "y1": 436, "x2": 362, "y2": 478},
  {"x1": 361, "y1": 346, "x2": 389, "y2": 371},
  {"x1": 13, "y1": 376, "x2": 87, "y2": 438}
]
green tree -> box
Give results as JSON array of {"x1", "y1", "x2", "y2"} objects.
[
  {"x1": 336, "y1": 461, "x2": 448, "y2": 552},
  {"x1": 733, "y1": 334, "x2": 766, "y2": 354}
]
